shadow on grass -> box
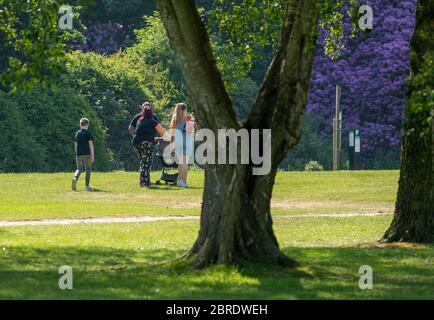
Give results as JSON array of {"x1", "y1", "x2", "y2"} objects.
[
  {"x1": 0, "y1": 245, "x2": 433, "y2": 299},
  {"x1": 90, "y1": 188, "x2": 111, "y2": 193}
]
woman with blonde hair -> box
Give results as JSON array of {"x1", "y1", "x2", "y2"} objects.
[{"x1": 169, "y1": 103, "x2": 195, "y2": 188}]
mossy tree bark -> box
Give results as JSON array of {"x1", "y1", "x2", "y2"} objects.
[
  {"x1": 382, "y1": 0, "x2": 434, "y2": 243},
  {"x1": 156, "y1": 0, "x2": 318, "y2": 267}
]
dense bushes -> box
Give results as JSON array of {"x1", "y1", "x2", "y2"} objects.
[
  {"x1": 0, "y1": 93, "x2": 46, "y2": 172},
  {"x1": 62, "y1": 51, "x2": 178, "y2": 170},
  {"x1": 0, "y1": 85, "x2": 112, "y2": 172},
  {"x1": 2, "y1": 2, "x2": 410, "y2": 173}
]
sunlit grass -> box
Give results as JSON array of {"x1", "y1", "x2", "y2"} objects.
[
  {"x1": 0, "y1": 170, "x2": 398, "y2": 220},
  {"x1": 0, "y1": 216, "x2": 433, "y2": 299}
]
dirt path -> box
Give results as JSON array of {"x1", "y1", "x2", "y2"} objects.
[{"x1": 0, "y1": 212, "x2": 392, "y2": 227}]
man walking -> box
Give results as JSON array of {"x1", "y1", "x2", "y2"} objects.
[{"x1": 72, "y1": 118, "x2": 94, "y2": 192}]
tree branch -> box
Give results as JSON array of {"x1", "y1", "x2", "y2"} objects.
[
  {"x1": 245, "y1": 0, "x2": 319, "y2": 166},
  {"x1": 156, "y1": 0, "x2": 238, "y2": 130}
]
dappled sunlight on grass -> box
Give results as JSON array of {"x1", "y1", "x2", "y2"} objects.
[{"x1": 0, "y1": 216, "x2": 433, "y2": 299}]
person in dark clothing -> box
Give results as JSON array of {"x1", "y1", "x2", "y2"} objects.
[
  {"x1": 129, "y1": 102, "x2": 160, "y2": 137},
  {"x1": 133, "y1": 105, "x2": 166, "y2": 187},
  {"x1": 72, "y1": 118, "x2": 94, "y2": 192}
]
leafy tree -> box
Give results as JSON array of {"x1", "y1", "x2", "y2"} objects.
[
  {"x1": 130, "y1": 12, "x2": 253, "y2": 94},
  {"x1": 128, "y1": 13, "x2": 188, "y2": 105},
  {"x1": 0, "y1": 0, "x2": 80, "y2": 91},
  {"x1": 308, "y1": 0, "x2": 417, "y2": 169},
  {"x1": 68, "y1": 0, "x2": 156, "y2": 54}
]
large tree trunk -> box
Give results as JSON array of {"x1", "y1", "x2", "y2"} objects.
[
  {"x1": 382, "y1": 0, "x2": 434, "y2": 243},
  {"x1": 156, "y1": 0, "x2": 318, "y2": 266}
]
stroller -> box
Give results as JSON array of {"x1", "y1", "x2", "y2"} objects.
[{"x1": 154, "y1": 138, "x2": 179, "y2": 185}]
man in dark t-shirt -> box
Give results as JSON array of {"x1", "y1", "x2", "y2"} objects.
[{"x1": 72, "y1": 118, "x2": 94, "y2": 192}]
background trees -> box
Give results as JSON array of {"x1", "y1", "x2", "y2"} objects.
[
  {"x1": 0, "y1": 86, "x2": 111, "y2": 172},
  {"x1": 0, "y1": 0, "x2": 419, "y2": 173},
  {"x1": 308, "y1": 0, "x2": 417, "y2": 169}
]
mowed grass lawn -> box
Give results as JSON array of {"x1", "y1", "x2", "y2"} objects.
[
  {"x1": 2, "y1": 170, "x2": 433, "y2": 300},
  {"x1": 1, "y1": 217, "x2": 434, "y2": 299},
  {"x1": 0, "y1": 170, "x2": 398, "y2": 220}
]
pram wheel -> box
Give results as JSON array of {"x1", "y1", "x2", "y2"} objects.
[
  {"x1": 155, "y1": 180, "x2": 161, "y2": 185},
  {"x1": 165, "y1": 181, "x2": 169, "y2": 185}
]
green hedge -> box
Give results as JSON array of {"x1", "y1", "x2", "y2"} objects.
[
  {"x1": 63, "y1": 51, "x2": 178, "y2": 170},
  {"x1": 0, "y1": 93, "x2": 47, "y2": 172},
  {"x1": 0, "y1": 85, "x2": 112, "y2": 172}
]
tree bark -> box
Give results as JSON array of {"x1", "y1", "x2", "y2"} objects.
[
  {"x1": 382, "y1": 0, "x2": 434, "y2": 243},
  {"x1": 156, "y1": 0, "x2": 318, "y2": 267}
]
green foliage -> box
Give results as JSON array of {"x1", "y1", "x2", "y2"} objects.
[
  {"x1": 304, "y1": 161, "x2": 325, "y2": 172},
  {"x1": 0, "y1": 0, "x2": 82, "y2": 91},
  {"x1": 101, "y1": 0, "x2": 149, "y2": 22},
  {"x1": 128, "y1": 13, "x2": 187, "y2": 105},
  {"x1": 406, "y1": 52, "x2": 434, "y2": 136},
  {"x1": 0, "y1": 93, "x2": 47, "y2": 172},
  {"x1": 0, "y1": 85, "x2": 111, "y2": 172},
  {"x1": 209, "y1": 0, "x2": 286, "y2": 83},
  {"x1": 280, "y1": 114, "x2": 332, "y2": 171},
  {"x1": 318, "y1": 0, "x2": 361, "y2": 59},
  {"x1": 130, "y1": 12, "x2": 243, "y2": 93},
  {"x1": 231, "y1": 77, "x2": 259, "y2": 120},
  {"x1": 63, "y1": 51, "x2": 176, "y2": 169},
  {"x1": 204, "y1": 0, "x2": 363, "y2": 82}
]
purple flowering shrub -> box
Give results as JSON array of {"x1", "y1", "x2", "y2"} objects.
[
  {"x1": 72, "y1": 22, "x2": 131, "y2": 54},
  {"x1": 307, "y1": 0, "x2": 417, "y2": 168}
]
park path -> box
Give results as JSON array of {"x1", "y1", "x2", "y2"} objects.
[{"x1": 0, "y1": 212, "x2": 391, "y2": 227}]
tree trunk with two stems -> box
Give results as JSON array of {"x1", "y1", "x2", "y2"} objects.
[{"x1": 156, "y1": 0, "x2": 319, "y2": 267}]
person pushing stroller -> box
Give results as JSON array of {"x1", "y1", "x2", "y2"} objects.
[{"x1": 131, "y1": 103, "x2": 167, "y2": 188}]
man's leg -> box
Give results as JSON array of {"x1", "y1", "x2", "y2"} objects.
[
  {"x1": 84, "y1": 156, "x2": 92, "y2": 188},
  {"x1": 72, "y1": 157, "x2": 85, "y2": 191}
]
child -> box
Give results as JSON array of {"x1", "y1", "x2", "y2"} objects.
[{"x1": 72, "y1": 118, "x2": 94, "y2": 191}]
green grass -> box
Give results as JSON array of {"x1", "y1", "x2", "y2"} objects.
[
  {"x1": 0, "y1": 170, "x2": 398, "y2": 220},
  {"x1": 1, "y1": 216, "x2": 433, "y2": 299},
  {"x1": 3, "y1": 170, "x2": 426, "y2": 300}
]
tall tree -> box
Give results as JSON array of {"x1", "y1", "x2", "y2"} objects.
[
  {"x1": 156, "y1": 0, "x2": 319, "y2": 267},
  {"x1": 308, "y1": 0, "x2": 417, "y2": 169},
  {"x1": 382, "y1": 0, "x2": 434, "y2": 242},
  {"x1": 0, "y1": 0, "x2": 80, "y2": 92}
]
